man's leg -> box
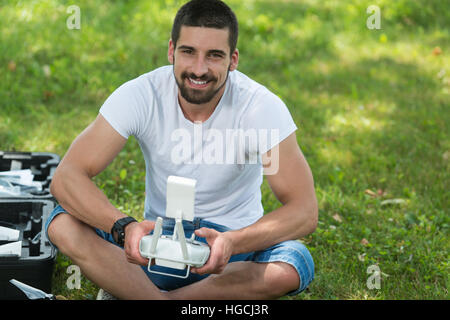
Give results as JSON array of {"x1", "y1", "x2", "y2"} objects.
[
  {"x1": 167, "y1": 260, "x2": 300, "y2": 300},
  {"x1": 47, "y1": 213, "x2": 168, "y2": 300},
  {"x1": 167, "y1": 238, "x2": 314, "y2": 300}
]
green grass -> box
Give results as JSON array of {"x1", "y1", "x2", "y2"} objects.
[{"x1": 1, "y1": 0, "x2": 448, "y2": 300}]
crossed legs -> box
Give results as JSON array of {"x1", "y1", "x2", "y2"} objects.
[
  {"x1": 47, "y1": 213, "x2": 300, "y2": 300},
  {"x1": 167, "y1": 260, "x2": 300, "y2": 300},
  {"x1": 47, "y1": 213, "x2": 167, "y2": 300}
]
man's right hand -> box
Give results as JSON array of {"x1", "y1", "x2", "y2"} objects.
[{"x1": 123, "y1": 220, "x2": 155, "y2": 266}]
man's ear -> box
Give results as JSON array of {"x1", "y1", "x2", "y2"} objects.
[
  {"x1": 168, "y1": 39, "x2": 174, "y2": 64},
  {"x1": 229, "y1": 48, "x2": 239, "y2": 71}
]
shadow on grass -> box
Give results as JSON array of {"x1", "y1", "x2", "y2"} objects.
[{"x1": 294, "y1": 56, "x2": 448, "y2": 206}]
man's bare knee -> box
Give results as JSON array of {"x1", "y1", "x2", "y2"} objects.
[
  {"x1": 47, "y1": 213, "x2": 94, "y2": 260},
  {"x1": 216, "y1": 261, "x2": 300, "y2": 298},
  {"x1": 263, "y1": 262, "x2": 300, "y2": 298}
]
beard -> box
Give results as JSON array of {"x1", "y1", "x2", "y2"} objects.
[{"x1": 173, "y1": 63, "x2": 230, "y2": 105}]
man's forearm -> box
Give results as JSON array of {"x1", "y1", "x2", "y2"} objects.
[
  {"x1": 225, "y1": 200, "x2": 318, "y2": 255},
  {"x1": 50, "y1": 164, "x2": 126, "y2": 233}
]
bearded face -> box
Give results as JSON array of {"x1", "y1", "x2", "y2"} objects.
[{"x1": 169, "y1": 26, "x2": 238, "y2": 105}]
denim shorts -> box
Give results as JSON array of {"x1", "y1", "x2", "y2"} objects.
[{"x1": 45, "y1": 204, "x2": 314, "y2": 296}]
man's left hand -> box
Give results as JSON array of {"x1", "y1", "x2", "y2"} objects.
[{"x1": 190, "y1": 227, "x2": 234, "y2": 275}]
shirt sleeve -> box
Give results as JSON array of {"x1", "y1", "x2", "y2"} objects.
[
  {"x1": 99, "y1": 77, "x2": 153, "y2": 139},
  {"x1": 242, "y1": 88, "x2": 298, "y2": 155}
]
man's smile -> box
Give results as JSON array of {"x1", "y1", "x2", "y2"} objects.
[{"x1": 187, "y1": 77, "x2": 210, "y2": 89}]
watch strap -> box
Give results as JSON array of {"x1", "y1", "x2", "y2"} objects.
[{"x1": 111, "y1": 216, "x2": 137, "y2": 246}]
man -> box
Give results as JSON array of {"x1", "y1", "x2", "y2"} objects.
[{"x1": 46, "y1": 0, "x2": 317, "y2": 300}]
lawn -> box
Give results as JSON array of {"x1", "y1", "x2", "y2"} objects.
[{"x1": 1, "y1": 0, "x2": 448, "y2": 300}]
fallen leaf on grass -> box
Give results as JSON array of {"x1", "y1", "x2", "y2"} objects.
[
  {"x1": 8, "y1": 61, "x2": 16, "y2": 72},
  {"x1": 43, "y1": 90, "x2": 54, "y2": 100},
  {"x1": 380, "y1": 199, "x2": 407, "y2": 206},
  {"x1": 42, "y1": 64, "x2": 51, "y2": 77},
  {"x1": 443, "y1": 151, "x2": 450, "y2": 161},
  {"x1": 360, "y1": 238, "x2": 369, "y2": 246},
  {"x1": 364, "y1": 189, "x2": 377, "y2": 197},
  {"x1": 365, "y1": 189, "x2": 387, "y2": 198},
  {"x1": 432, "y1": 46, "x2": 442, "y2": 56},
  {"x1": 332, "y1": 213, "x2": 343, "y2": 223},
  {"x1": 402, "y1": 17, "x2": 414, "y2": 26}
]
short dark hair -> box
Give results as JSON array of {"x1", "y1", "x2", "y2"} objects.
[{"x1": 171, "y1": 0, "x2": 239, "y2": 55}]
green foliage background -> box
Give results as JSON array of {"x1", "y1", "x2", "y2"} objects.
[{"x1": 1, "y1": 0, "x2": 448, "y2": 299}]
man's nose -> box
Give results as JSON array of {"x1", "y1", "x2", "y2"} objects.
[{"x1": 191, "y1": 56, "x2": 208, "y2": 78}]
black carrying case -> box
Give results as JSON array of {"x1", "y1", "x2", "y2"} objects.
[
  {"x1": 0, "y1": 151, "x2": 60, "y2": 299},
  {"x1": 0, "y1": 199, "x2": 57, "y2": 299},
  {"x1": 0, "y1": 151, "x2": 60, "y2": 199}
]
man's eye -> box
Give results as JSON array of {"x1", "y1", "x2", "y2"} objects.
[{"x1": 182, "y1": 50, "x2": 193, "y2": 54}]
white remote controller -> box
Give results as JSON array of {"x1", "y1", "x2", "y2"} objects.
[{"x1": 139, "y1": 176, "x2": 210, "y2": 278}]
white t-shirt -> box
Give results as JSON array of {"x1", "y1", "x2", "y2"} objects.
[{"x1": 99, "y1": 65, "x2": 297, "y2": 230}]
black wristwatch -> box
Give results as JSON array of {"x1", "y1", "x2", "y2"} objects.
[{"x1": 111, "y1": 216, "x2": 137, "y2": 246}]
